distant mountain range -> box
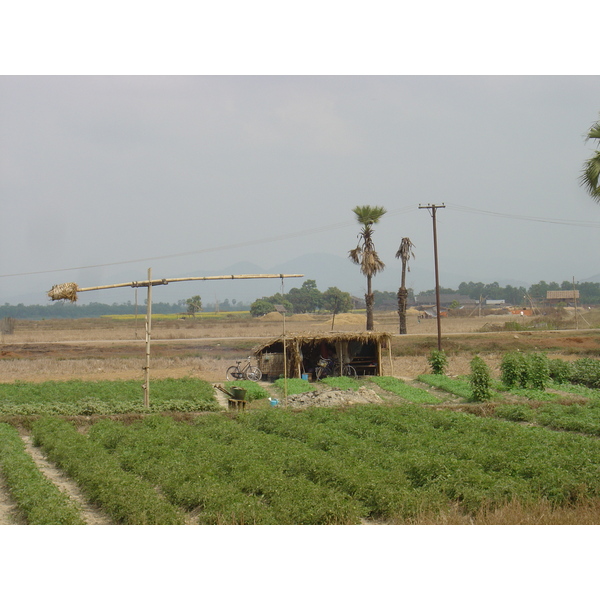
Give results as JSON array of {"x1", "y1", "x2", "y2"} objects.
[{"x1": 4, "y1": 252, "x2": 571, "y2": 306}]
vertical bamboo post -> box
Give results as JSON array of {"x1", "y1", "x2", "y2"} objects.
[
  {"x1": 573, "y1": 276, "x2": 579, "y2": 330},
  {"x1": 144, "y1": 267, "x2": 152, "y2": 408}
]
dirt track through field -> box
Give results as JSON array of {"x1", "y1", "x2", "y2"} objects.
[{"x1": 20, "y1": 435, "x2": 112, "y2": 525}]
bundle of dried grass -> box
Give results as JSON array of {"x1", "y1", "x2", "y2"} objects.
[{"x1": 47, "y1": 282, "x2": 79, "y2": 302}]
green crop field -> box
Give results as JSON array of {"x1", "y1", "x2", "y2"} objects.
[{"x1": 3, "y1": 403, "x2": 595, "y2": 524}]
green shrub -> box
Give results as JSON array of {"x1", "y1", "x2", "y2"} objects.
[
  {"x1": 529, "y1": 353, "x2": 550, "y2": 390},
  {"x1": 548, "y1": 358, "x2": 574, "y2": 384},
  {"x1": 427, "y1": 350, "x2": 448, "y2": 375},
  {"x1": 500, "y1": 352, "x2": 522, "y2": 388},
  {"x1": 469, "y1": 356, "x2": 493, "y2": 402},
  {"x1": 571, "y1": 358, "x2": 600, "y2": 389}
]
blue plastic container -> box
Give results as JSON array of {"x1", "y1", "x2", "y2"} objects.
[
  {"x1": 269, "y1": 398, "x2": 279, "y2": 407},
  {"x1": 301, "y1": 374, "x2": 309, "y2": 381}
]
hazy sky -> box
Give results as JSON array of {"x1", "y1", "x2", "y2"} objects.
[{"x1": 2, "y1": 75, "x2": 600, "y2": 304}]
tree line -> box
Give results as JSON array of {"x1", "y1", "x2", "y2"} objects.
[{"x1": 3, "y1": 279, "x2": 600, "y2": 321}]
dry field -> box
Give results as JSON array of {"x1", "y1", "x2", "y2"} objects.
[{"x1": 1, "y1": 310, "x2": 599, "y2": 384}]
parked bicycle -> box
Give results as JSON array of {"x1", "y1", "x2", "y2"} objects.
[
  {"x1": 314, "y1": 356, "x2": 357, "y2": 381},
  {"x1": 226, "y1": 357, "x2": 262, "y2": 382}
]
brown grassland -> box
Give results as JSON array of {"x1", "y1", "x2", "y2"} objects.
[
  {"x1": 1, "y1": 308, "x2": 599, "y2": 383},
  {"x1": 2, "y1": 308, "x2": 600, "y2": 525}
]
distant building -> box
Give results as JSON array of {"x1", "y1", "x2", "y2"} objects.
[
  {"x1": 486, "y1": 299, "x2": 506, "y2": 306},
  {"x1": 546, "y1": 290, "x2": 579, "y2": 304},
  {"x1": 414, "y1": 293, "x2": 476, "y2": 308}
]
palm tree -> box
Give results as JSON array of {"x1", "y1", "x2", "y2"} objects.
[
  {"x1": 395, "y1": 237, "x2": 415, "y2": 334},
  {"x1": 349, "y1": 205, "x2": 387, "y2": 331},
  {"x1": 580, "y1": 116, "x2": 600, "y2": 201}
]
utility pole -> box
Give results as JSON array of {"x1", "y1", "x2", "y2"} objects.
[{"x1": 419, "y1": 204, "x2": 445, "y2": 351}]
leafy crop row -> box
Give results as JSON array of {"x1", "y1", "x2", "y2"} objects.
[
  {"x1": 495, "y1": 399, "x2": 600, "y2": 436},
  {"x1": 89, "y1": 415, "x2": 365, "y2": 524},
  {"x1": 369, "y1": 376, "x2": 443, "y2": 404},
  {"x1": 32, "y1": 417, "x2": 185, "y2": 524},
  {"x1": 223, "y1": 380, "x2": 269, "y2": 401},
  {"x1": 273, "y1": 377, "x2": 316, "y2": 395},
  {"x1": 28, "y1": 404, "x2": 600, "y2": 523},
  {"x1": 239, "y1": 404, "x2": 600, "y2": 511},
  {"x1": 0, "y1": 377, "x2": 218, "y2": 416},
  {"x1": 0, "y1": 423, "x2": 84, "y2": 524},
  {"x1": 417, "y1": 374, "x2": 479, "y2": 400}
]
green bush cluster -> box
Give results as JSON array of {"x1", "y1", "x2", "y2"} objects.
[
  {"x1": 0, "y1": 423, "x2": 84, "y2": 524},
  {"x1": 427, "y1": 350, "x2": 448, "y2": 375},
  {"x1": 500, "y1": 352, "x2": 550, "y2": 390},
  {"x1": 32, "y1": 417, "x2": 185, "y2": 524}
]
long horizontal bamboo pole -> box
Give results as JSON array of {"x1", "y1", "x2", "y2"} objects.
[
  {"x1": 77, "y1": 273, "x2": 304, "y2": 293},
  {"x1": 48, "y1": 274, "x2": 304, "y2": 301}
]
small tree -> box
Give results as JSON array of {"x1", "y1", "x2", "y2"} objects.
[
  {"x1": 250, "y1": 299, "x2": 275, "y2": 317},
  {"x1": 469, "y1": 355, "x2": 493, "y2": 402},
  {"x1": 322, "y1": 287, "x2": 353, "y2": 330},
  {"x1": 185, "y1": 295, "x2": 202, "y2": 317}
]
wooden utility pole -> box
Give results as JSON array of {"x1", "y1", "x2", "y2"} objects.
[
  {"x1": 48, "y1": 272, "x2": 304, "y2": 407},
  {"x1": 419, "y1": 204, "x2": 445, "y2": 351}
]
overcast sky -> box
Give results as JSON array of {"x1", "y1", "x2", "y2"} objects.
[{"x1": 2, "y1": 74, "x2": 600, "y2": 304}]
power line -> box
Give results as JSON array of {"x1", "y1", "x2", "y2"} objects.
[
  {"x1": 448, "y1": 203, "x2": 600, "y2": 228},
  {"x1": 0, "y1": 205, "x2": 419, "y2": 279}
]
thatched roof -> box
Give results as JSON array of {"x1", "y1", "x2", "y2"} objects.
[{"x1": 254, "y1": 331, "x2": 391, "y2": 354}]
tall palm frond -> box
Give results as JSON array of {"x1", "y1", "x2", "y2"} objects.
[
  {"x1": 580, "y1": 117, "x2": 600, "y2": 201},
  {"x1": 396, "y1": 237, "x2": 415, "y2": 335}
]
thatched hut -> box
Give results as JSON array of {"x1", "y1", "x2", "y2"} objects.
[{"x1": 254, "y1": 332, "x2": 392, "y2": 380}]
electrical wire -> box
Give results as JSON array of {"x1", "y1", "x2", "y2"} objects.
[
  {"x1": 448, "y1": 203, "x2": 600, "y2": 228},
  {"x1": 0, "y1": 205, "x2": 419, "y2": 279}
]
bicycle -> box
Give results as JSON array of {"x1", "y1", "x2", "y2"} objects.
[
  {"x1": 314, "y1": 356, "x2": 357, "y2": 381},
  {"x1": 226, "y1": 357, "x2": 262, "y2": 382}
]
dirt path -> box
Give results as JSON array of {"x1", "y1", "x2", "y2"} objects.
[
  {"x1": 20, "y1": 435, "x2": 112, "y2": 525},
  {"x1": 0, "y1": 474, "x2": 24, "y2": 525}
]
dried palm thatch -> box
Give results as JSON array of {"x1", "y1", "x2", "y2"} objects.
[{"x1": 47, "y1": 282, "x2": 79, "y2": 302}]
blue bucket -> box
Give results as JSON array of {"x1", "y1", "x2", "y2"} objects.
[
  {"x1": 301, "y1": 374, "x2": 309, "y2": 381},
  {"x1": 269, "y1": 398, "x2": 279, "y2": 407}
]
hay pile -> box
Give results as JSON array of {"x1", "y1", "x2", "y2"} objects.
[
  {"x1": 259, "y1": 312, "x2": 284, "y2": 321},
  {"x1": 47, "y1": 282, "x2": 79, "y2": 302},
  {"x1": 331, "y1": 313, "x2": 366, "y2": 325}
]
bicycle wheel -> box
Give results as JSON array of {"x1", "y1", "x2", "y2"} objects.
[
  {"x1": 246, "y1": 366, "x2": 262, "y2": 381},
  {"x1": 315, "y1": 366, "x2": 332, "y2": 381},
  {"x1": 226, "y1": 366, "x2": 241, "y2": 381},
  {"x1": 343, "y1": 365, "x2": 357, "y2": 378}
]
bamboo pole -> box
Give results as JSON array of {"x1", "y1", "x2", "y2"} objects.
[
  {"x1": 76, "y1": 274, "x2": 304, "y2": 293},
  {"x1": 47, "y1": 272, "x2": 304, "y2": 408},
  {"x1": 143, "y1": 267, "x2": 152, "y2": 408}
]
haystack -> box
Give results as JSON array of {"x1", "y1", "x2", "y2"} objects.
[{"x1": 47, "y1": 282, "x2": 79, "y2": 302}]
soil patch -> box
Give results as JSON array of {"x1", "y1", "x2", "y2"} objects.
[{"x1": 285, "y1": 386, "x2": 384, "y2": 409}]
